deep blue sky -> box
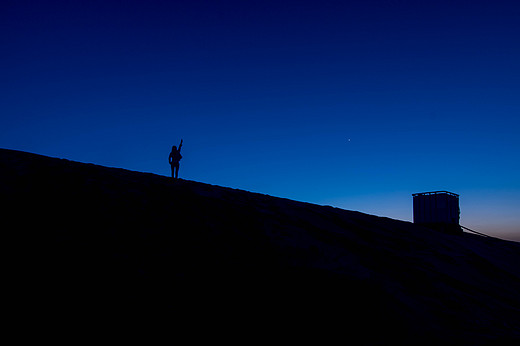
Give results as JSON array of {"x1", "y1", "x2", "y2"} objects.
[{"x1": 1, "y1": 0, "x2": 519, "y2": 240}]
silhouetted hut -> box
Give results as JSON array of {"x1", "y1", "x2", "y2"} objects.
[{"x1": 413, "y1": 191, "x2": 461, "y2": 234}]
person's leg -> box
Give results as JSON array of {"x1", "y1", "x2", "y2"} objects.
[
  {"x1": 171, "y1": 164, "x2": 175, "y2": 178},
  {"x1": 175, "y1": 163, "x2": 179, "y2": 179}
]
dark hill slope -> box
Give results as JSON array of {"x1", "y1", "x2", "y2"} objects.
[{"x1": 2, "y1": 148, "x2": 520, "y2": 343}]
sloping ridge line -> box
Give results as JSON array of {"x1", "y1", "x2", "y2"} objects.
[{"x1": 2, "y1": 148, "x2": 520, "y2": 343}]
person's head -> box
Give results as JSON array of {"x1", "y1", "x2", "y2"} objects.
[{"x1": 172, "y1": 145, "x2": 177, "y2": 151}]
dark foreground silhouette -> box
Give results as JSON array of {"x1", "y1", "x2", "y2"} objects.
[
  {"x1": 168, "y1": 139, "x2": 183, "y2": 178},
  {"x1": 2, "y1": 148, "x2": 520, "y2": 344}
]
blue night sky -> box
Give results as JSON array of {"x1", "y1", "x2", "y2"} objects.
[{"x1": 1, "y1": 0, "x2": 519, "y2": 240}]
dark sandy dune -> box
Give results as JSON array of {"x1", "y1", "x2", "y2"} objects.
[{"x1": 2, "y1": 148, "x2": 519, "y2": 343}]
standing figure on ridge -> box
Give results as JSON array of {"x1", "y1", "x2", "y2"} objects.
[{"x1": 169, "y1": 139, "x2": 183, "y2": 179}]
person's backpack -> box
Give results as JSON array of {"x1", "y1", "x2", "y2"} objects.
[{"x1": 172, "y1": 150, "x2": 182, "y2": 162}]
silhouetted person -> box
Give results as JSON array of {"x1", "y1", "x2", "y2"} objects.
[{"x1": 169, "y1": 139, "x2": 183, "y2": 179}]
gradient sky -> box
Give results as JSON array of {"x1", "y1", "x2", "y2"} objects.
[{"x1": 1, "y1": 0, "x2": 519, "y2": 240}]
